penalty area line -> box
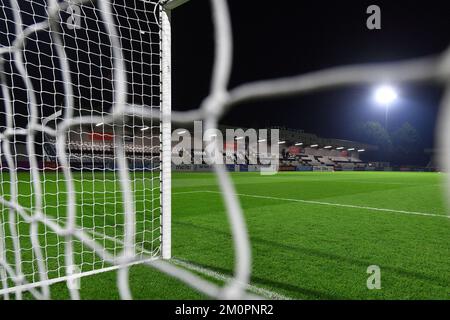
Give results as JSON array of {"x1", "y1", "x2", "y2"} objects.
[{"x1": 193, "y1": 191, "x2": 449, "y2": 219}]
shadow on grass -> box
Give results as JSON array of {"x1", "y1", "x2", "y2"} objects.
[
  {"x1": 174, "y1": 220, "x2": 448, "y2": 290},
  {"x1": 174, "y1": 257, "x2": 349, "y2": 300}
]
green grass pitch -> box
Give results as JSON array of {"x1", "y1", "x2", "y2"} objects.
[{"x1": 1, "y1": 171, "x2": 449, "y2": 299}]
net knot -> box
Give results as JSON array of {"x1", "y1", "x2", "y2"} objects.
[{"x1": 201, "y1": 91, "x2": 229, "y2": 119}]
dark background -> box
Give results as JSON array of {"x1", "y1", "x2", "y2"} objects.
[{"x1": 171, "y1": 0, "x2": 450, "y2": 164}]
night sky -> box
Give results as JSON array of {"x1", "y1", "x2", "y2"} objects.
[{"x1": 171, "y1": 0, "x2": 450, "y2": 149}]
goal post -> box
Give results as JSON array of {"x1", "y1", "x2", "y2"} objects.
[
  {"x1": 160, "y1": 0, "x2": 173, "y2": 261},
  {"x1": 160, "y1": 0, "x2": 192, "y2": 260}
]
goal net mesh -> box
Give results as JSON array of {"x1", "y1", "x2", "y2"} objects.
[
  {"x1": 0, "y1": 0, "x2": 163, "y2": 299},
  {"x1": 0, "y1": 0, "x2": 449, "y2": 300}
]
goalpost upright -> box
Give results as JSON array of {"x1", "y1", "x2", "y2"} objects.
[
  {"x1": 160, "y1": 0, "x2": 190, "y2": 260},
  {"x1": 160, "y1": 1, "x2": 172, "y2": 260}
]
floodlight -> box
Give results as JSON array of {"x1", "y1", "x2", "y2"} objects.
[
  {"x1": 295, "y1": 142, "x2": 303, "y2": 146},
  {"x1": 347, "y1": 148, "x2": 355, "y2": 151},
  {"x1": 278, "y1": 141, "x2": 286, "y2": 145},
  {"x1": 95, "y1": 122, "x2": 104, "y2": 127},
  {"x1": 324, "y1": 146, "x2": 332, "y2": 149},
  {"x1": 374, "y1": 85, "x2": 397, "y2": 105},
  {"x1": 336, "y1": 147, "x2": 344, "y2": 150},
  {"x1": 310, "y1": 144, "x2": 318, "y2": 148}
]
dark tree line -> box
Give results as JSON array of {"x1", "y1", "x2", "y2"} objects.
[{"x1": 355, "y1": 121, "x2": 424, "y2": 165}]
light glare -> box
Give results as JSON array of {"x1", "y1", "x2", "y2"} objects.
[{"x1": 374, "y1": 86, "x2": 397, "y2": 105}]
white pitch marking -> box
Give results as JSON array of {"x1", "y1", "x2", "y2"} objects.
[
  {"x1": 84, "y1": 229, "x2": 291, "y2": 300},
  {"x1": 172, "y1": 191, "x2": 212, "y2": 195},
  {"x1": 171, "y1": 258, "x2": 291, "y2": 300},
  {"x1": 197, "y1": 191, "x2": 449, "y2": 219}
]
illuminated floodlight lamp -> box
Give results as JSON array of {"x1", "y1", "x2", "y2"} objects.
[
  {"x1": 324, "y1": 145, "x2": 332, "y2": 149},
  {"x1": 358, "y1": 149, "x2": 365, "y2": 152},
  {"x1": 295, "y1": 142, "x2": 303, "y2": 146},
  {"x1": 95, "y1": 122, "x2": 104, "y2": 127},
  {"x1": 336, "y1": 147, "x2": 344, "y2": 150},
  {"x1": 347, "y1": 148, "x2": 355, "y2": 151},
  {"x1": 374, "y1": 85, "x2": 397, "y2": 105},
  {"x1": 310, "y1": 144, "x2": 319, "y2": 148},
  {"x1": 140, "y1": 126, "x2": 150, "y2": 131},
  {"x1": 374, "y1": 85, "x2": 398, "y2": 130},
  {"x1": 278, "y1": 141, "x2": 286, "y2": 145}
]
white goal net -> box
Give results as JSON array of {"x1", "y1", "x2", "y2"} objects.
[
  {"x1": 0, "y1": 0, "x2": 449, "y2": 300},
  {"x1": 0, "y1": 0, "x2": 169, "y2": 300}
]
